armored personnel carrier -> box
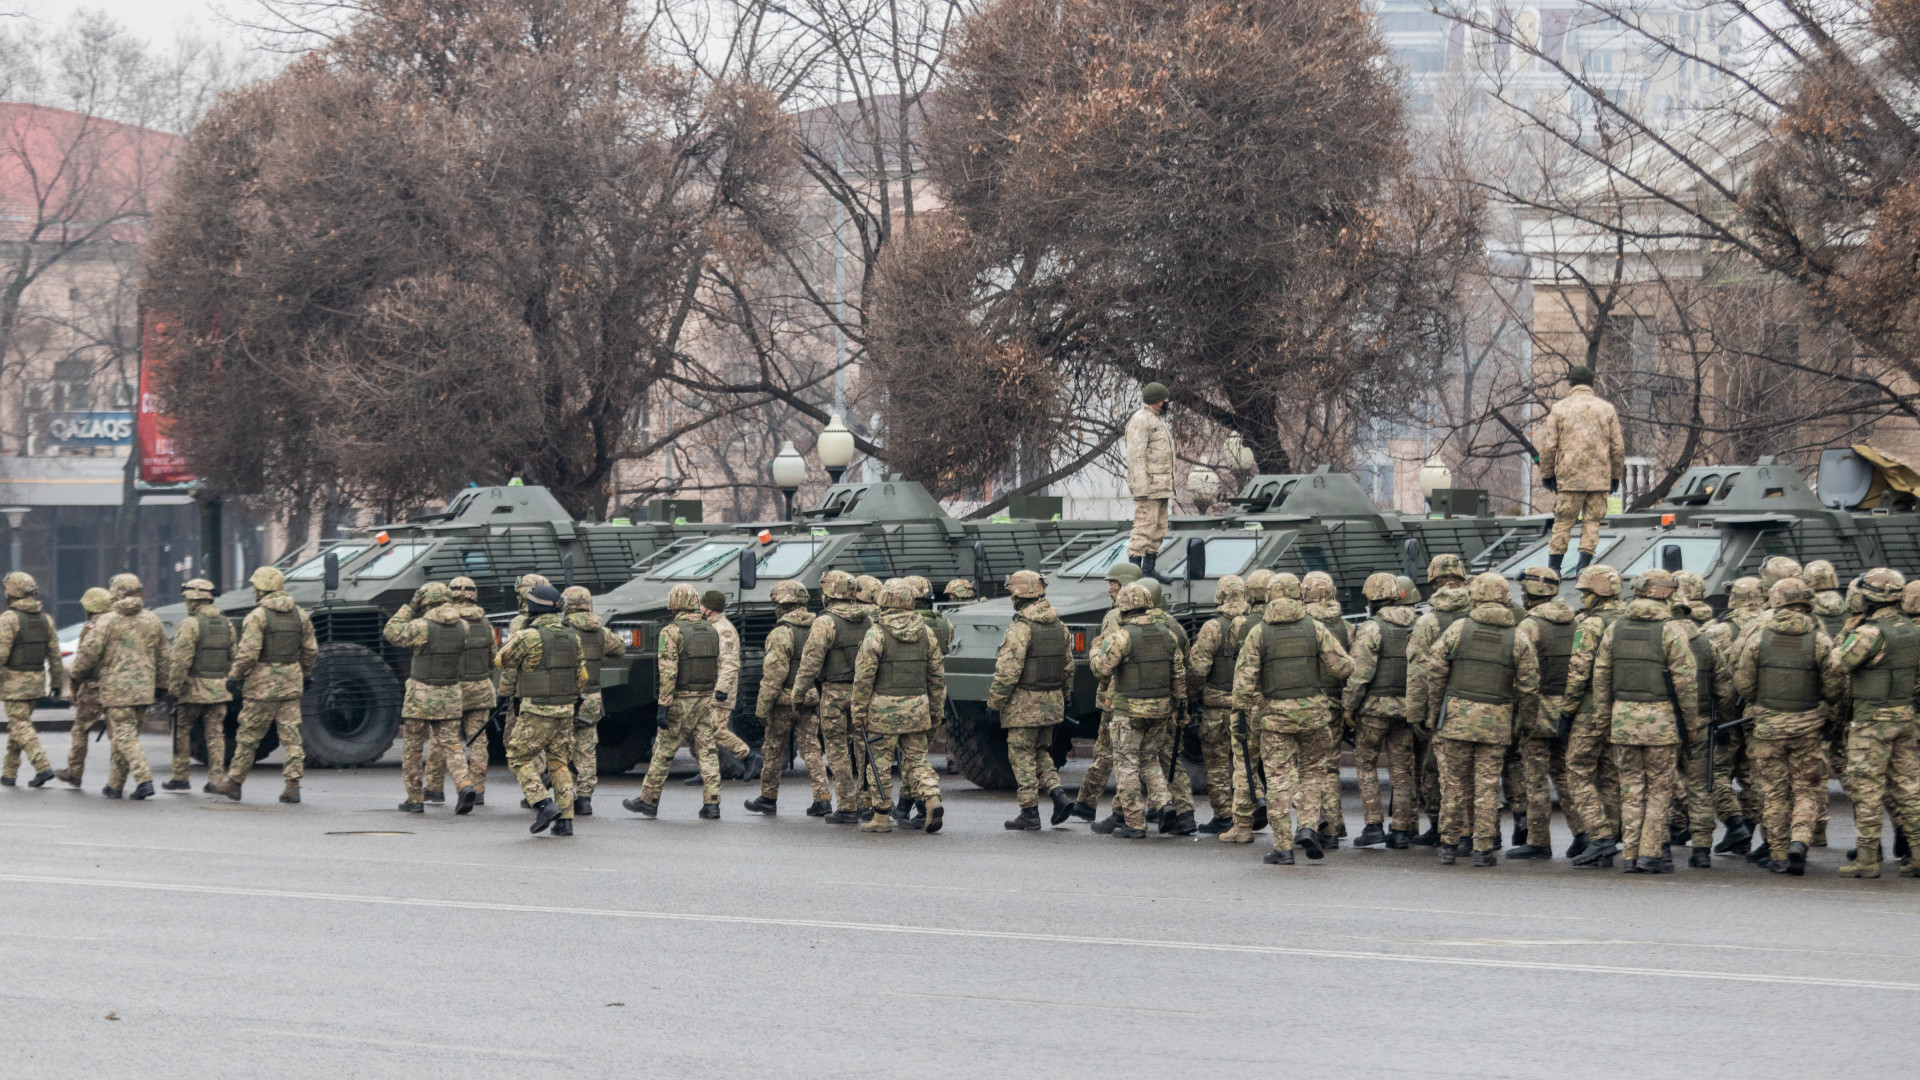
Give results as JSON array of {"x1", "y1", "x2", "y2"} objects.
[{"x1": 149, "y1": 485, "x2": 719, "y2": 768}]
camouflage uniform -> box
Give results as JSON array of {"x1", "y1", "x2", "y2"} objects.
[
  {"x1": 1124, "y1": 392, "x2": 1174, "y2": 558},
  {"x1": 1669, "y1": 574, "x2": 1739, "y2": 855},
  {"x1": 497, "y1": 609, "x2": 586, "y2": 821},
  {"x1": 561, "y1": 588, "x2": 624, "y2": 799},
  {"x1": 1187, "y1": 575, "x2": 1250, "y2": 828},
  {"x1": 1560, "y1": 565, "x2": 1626, "y2": 846},
  {"x1": 0, "y1": 574, "x2": 64, "y2": 784},
  {"x1": 222, "y1": 568, "x2": 318, "y2": 794},
  {"x1": 698, "y1": 605, "x2": 756, "y2": 770},
  {"x1": 1513, "y1": 572, "x2": 1578, "y2": 853},
  {"x1": 1834, "y1": 570, "x2": 1920, "y2": 876},
  {"x1": 1345, "y1": 592, "x2": 1419, "y2": 836},
  {"x1": 166, "y1": 581, "x2": 232, "y2": 788},
  {"x1": 1806, "y1": 560, "x2": 1849, "y2": 846},
  {"x1": 639, "y1": 586, "x2": 723, "y2": 809},
  {"x1": 1222, "y1": 569, "x2": 1273, "y2": 837},
  {"x1": 1592, "y1": 572, "x2": 1699, "y2": 866},
  {"x1": 1142, "y1": 597, "x2": 1195, "y2": 821},
  {"x1": 1536, "y1": 381, "x2": 1625, "y2": 558},
  {"x1": 988, "y1": 572, "x2": 1073, "y2": 817},
  {"x1": 55, "y1": 588, "x2": 112, "y2": 785},
  {"x1": 1731, "y1": 579, "x2": 1846, "y2": 868},
  {"x1": 1716, "y1": 577, "x2": 1769, "y2": 828},
  {"x1": 1406, "y1": 557, "x2": 1472, "y2": 833},
  {"x1": 1423, "y1": 575, "x2": 1540, "y2": 858},
  {"x1": 752, "y1": 583, "x2": 829, "y2": 808},
  {"x1": 425, "y1": 577, "x2": 498, "y2": 799},
  {"x1": 1091, "y1": 583, "x2": 1189, "y2": 833},
  {"x1": 793, "y1": 571, "x2": 873, "y2": 819},
  {"x1": 1232, "y1": 576, "x2": 1353, "y2": 857},
  {"x1": 1073, "y1": 563, "x2": 1140, "y2": 819},
  {"x1": 382, "y1": 584, "x2": 474, "y2": 805},
  {"x1": 67, "y1": 575, "x2": 167, "y2": 794},
  {"x1": 1302, "y1": 571, "x2": 1349, "y2": 839},
  {"x1": 851, "y1": 580, "x2": 947, "y2": 831}
]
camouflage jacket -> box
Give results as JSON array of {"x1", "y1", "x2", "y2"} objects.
[
  {"x1": 1342, "y1": 604, "x2": 1417, "y2": 720},
  {"x1": 1536, "y1": 384, "x2": 1625, "y2": 490},
  {"x1": 229, "y1": 593, "x2": 318, "y2": 701},
  {"x1": 1124, "y1": 404, "x2": 1174, "y2": 499},
  {"x1": 1812, "y1": 591, "x2": 1849, "y2": 638},
  {"x1": 710, "y1": 612, "x2": 742, "y2": 702},
  {"x1": 1091, "y1": 609, "x2": 1189, "y2": 720},
  {"x1": 1188, "y1": 600, "x2": 1251, "y2": 709},
  {"x1": 68, "y1": 597, "x2": 167, "y2": 708},
  {"x1": 497, "y1": 612, "x2": 587, "y2": 719},
  {"x1": 657, "y1": 612, "x2": 713, "y2": 702},
  {"x1": 1231, "y1": 599, "x2": 1352, "y2": 731},
  {"x1": 167, "y1": 603, "x2": 233, "y2": 704},
  {"x1": 1731, "y1": 609, "x2": 1845, "y2": 739},
  {"x1": 851, "y1": 610, "x2": 946, "y2": 734},
  {"x1": 383, "y1": 602, "x2": 468, "y2": 721},
  {"x1": 1673, "y1": 612, "x2": 1736, "y2": 728},
  {"x1": 1837, "y1": 608, "x2": 1919, "y2": 725},
  {"x1": 1560, "y1": 597, "x2": 1625, "y2": 736},
  {"x1": 566, "y1": 610, "x2": 625, "y2": 701},
  {"x1": 755, "y1": 608, "x2": 815, "y2": 719},
  {"x1": 792, "y1": 601, "x2": 873, "y2": 704},
  {"x1": 1593, "y1": 600, "x2": 1699, "y2": 747},
  {"x1": 987, "y1": 599, "x2": 1072, "y2": 728},
  {"x1": 1429, "y1": 603, "x2": 1539, "y2": 745},
  {"x1": 0, "y1": 599, "x2": 64, "y2": 701},
  {"x1": 1405, "y1": 586, "x2": 1470, "y2": 727},
  {"x1": 457, "y1": 601, "x2": 500, "y2": 710},
  {"x1": 1093, "y1": 603, "x2": 1125, "y2": 712},
  {"x1": 1514, "y1": 599, "x2": 1577, "y2": 738},
  {"x1": 70, "y1": 614, "x2": 102, "y2": 687}
]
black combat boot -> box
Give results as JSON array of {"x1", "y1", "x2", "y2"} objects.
[
  {"x1": 1548, "y1": 550, "x2": 1565, "y2": 576},
  {"x1": 895, "y1": 793, "x2": 915, "y2": 820},
  {"x1": 1263, "y1": 848, "x2": 1294, "y2": 865},
  {"x1": 1068, "y1": 800, "x2": 1097, "y2": 823},
  {"x1": 1472, "y1": 848, "x2": 1498, "y2": 867},
  {"x1": 1746, "y1": 841, "x2": 1773, "y2": 865},
  {"x1": 398, "y1": 800, "x2": 424, "y2": 813},
  {"x1": 623, "y1": 795, "x2": 659, "y2": 818},
  {"x1": 1566, "y1": 832, "x2": 1590, "y2": 859},
  {"x1": 823, "y1": 808, "x2": 858, "y2": 824},
  {"x1": 1437, "y1": 843, "x2": 1457, "y2": 866},
  {"x1": 456, "y1": 787, "x2": 477, "y2": 815},
  {"x1": 1112, "y1": 821, "x2": 1146, "y2": 838},
  {"x1": 901, "y1": 802, "x2": 927, "y2": 830},
  {"x1": 550, "y1": 818, "x2": 573, "y2": 837},
  {"x1": 424, "y1": 790, "x2": 445, "y2": 804},
  {"x1": 1574, "y1": 552, "x2": 1593, "y2": 572},
  {"x1": 1572, "y1": 836, "x2": 1619, "y2": 867},
  {"x1": 1715, "y1": 816, "x2": 1752, "y2": 855},
  {"x1": 1896, "y1": 828, "x2": 1911, "y2": 860},
  {"x1": 1668, "y1": 821, "x2": 1690, "y2": 847},
  {"x1": 0, "y1": 776, "x2": 14, "y2": 786},
  {"x1": 161, "y1": 779, "x2": 190, "y2": 791},
  {"x1": 130, "y1": 781, "x2": 155, "y2": 800},
  {"x1": 1385, "y1": 829, "x2": 1412, "y2": 849},
  {"x1": 1250, "y1": 801, "x2": 1269, "y2": 833},
  {"x1": 1165, "y1": 810, "x2": 1197, "y2": 836},
  {"x1": 1786, "y1": 840, "x2": 1808, "y2": 875},
  {"x1": 1145, "y1": 806, "x2": 1164, "y2": 825},
  {"x1": 805, "y1": 800, "x2": 832, "y2": 817},
  {"x1": 1413, "y1": 825, "x2": 1442, "y2": 847},
  {"x1": 1688, "y1": 846, "x2": 1713, "y2": 869},
  {"x1": 698, "y1": 802, "x2": 720, "y2": 819},
  {"x1": 27, "y1": 769, "x2": 56, "y2": 788},
  {"x1": 529, "y1": 798, "x2": 562, "y2": 834},
  {"x1": 1510, "y1": 813, "x2": 1528, "y2": 845},
  {"x1": 1621, "y1": 856, "x2": 1644, "y2": 873},
  {"x1": 1004, "y1": 806, "x2": 1042, "y2": 831},
  {"x1": 1141, "y1": 553, "x2": 1170, "y2": 584},
  {"x1": 1295, "y1": 827, "x2": 1324, "y2": 860},
  {"x1": 1091, "y1": 812, "x2": 1122, "y2": 835},
  {"x1": 101, "y1": 785, "x2": 122, "y2": 798},
  {"x1": 1506, "y1": 841, "x2": 1553, "y2": 860},
  {"x1": 1049, "y1": 787, "x2": 1075, "y2": 826},
  {"x1": 1355, "y1": 823, "x2": 1388, "y2": 848},
  {"x1": 739, "y1": 752, "x2": 764, "y2": 782},
  {"x1": 472, "y1": 792, "x2": 485, "y2": 806},
  {"x1": 744, "y1": 796, "x2": 778, "y2": 815},
  {"x1": 573, "y1": 796, "x2": 590, "y2": 816},
  {"x1": 1647, "y1": 853, "x2": 1676, "y2": 874}
]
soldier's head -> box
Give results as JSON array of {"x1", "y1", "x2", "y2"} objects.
[
  {"x1": 248, "y1": 566, "x2": 284, "y2": 597},
  {"x1": 525, "y1": 584, "x2": 562, "y2": 615},
  {"x1": 904, "y1": 575, "x2": 934, "y2": 609},
  {"x1": 1395, "y1": 575, "x2": 1420, "y2": 605},
  {"x1": 2, "y1": 572, "x2": 36, "y2": 599},
  {"x1": 1768, "y1": 577, "x2": 1813, "y2": 611},
  {"x1": 878, "y1": 580, "x2": 916, "y2": 610},
  {"x1": 1903, "y1": 580, "x2": 1920, "y2": 617},
  {"x1": 1568, "y1": 364, "x2": 1594, "y2": 387},
  {"x1": 700, "y1": 590, "x2": 728, "y2": 617},
  {"x1": 770, "y1": 580, "x2": 809, "y2": 608},
  {"x1": 1673, "y1": 570, "x2": 1707, "y2": 602},
  {"x1": 1426, "y1": 553, "x2": 1466, "y2": 588},
  {"x1": 1759, "y1": 555, "x2": 1802, "y2": 590},
  {"x1": 1106, "y1": 559, "x2": 1143, "y2": 600},
  {"x1": 1301, "y1": 571, "x2": 1337, "y2": 604},
  {"x1": 1518, "y1": 566, "x2": 1560, "y2": 606},
  {"x1": 182, "y1": 578, "x2": 217, "y2": 604},
  {"x1": 1632, "y1": 568, "x2": 1677, "y2": 601},
  {"x1": 943, "y1": 578, "x2": 976, "y2": 603},
  {"x1": 1116, "y1": 582, "x2": 1152, "y2": 614},
  {"x1": 820, "y1": 570, "x2": 856, "y2": 602},
  {"x1": 449, "y1": 576, "x2": 478, "y2": 603},
  {"x1": 1728, "y1": 576, "x2": 1764, "y2": 610},
  {"x1": 1141, "y1": 381, "x2": 1169, "y2": 413},
  {"x1": 1362, "y1": 572, "x2": 1398, "y2": 609},
  {"x1": 1244, "y1": 568, "x2": 1274, "y2": 605},
  {"x1": 417, "y1": 581, "x2": 452, "y2": 610},
  {"x1": 1574, "y1": 563, "x2": 1621, "y2": 603},
  {"x1": 81, "y1": 587, "x2": 112, "y2": 615},
  {"x1": 563, "y1": 585, "x2": 594, "y2": 613},
  {"x1": 1858, "y1": 566, "x2": 1906, "y2": 609},
  {"x1": 1141, "y1": 578, "x2": 1166, "y2": 611},
  {"x1": 1803, "y1": 559, "x2": 1840, "y2": 592},
  {"x1": 666, "y1": 583, "x2": 702, "y2": 612},
  {"x1": 1006, "y1": 570, "x2": 1047, "y2": 603},
  {"x1": 515, "y1": 573, "x2": 550, "y2": 601},
  {"x1": 110, "y1": 572, "x2": 144, "y2": 600},
  {"x1": 854, "y1": 575, "x2": 882, "y2": 605},
  {"x1": 1268, "y1": 572, "x2": 1302, "y2": 601},
  {"x1": 1215, "y1": 573, "x2": 1248, "y2": 607},
  {"x1": 1848, "y1": 576, "x2": 1866, "y2": 615},
  {"x1": 1468, "y1": 572, "x2": 1511, "y2": 606}
]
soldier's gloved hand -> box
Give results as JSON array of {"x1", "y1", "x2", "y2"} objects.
[
  {"x1": 655, "y1": 703, "x2": 672, "y2": 728},
  {"x1": 1542, "y1": 476, "x2": 1558, "y2": 493},
  {"x1": 713, "y1": 690, "x2": 728, "y2": 704},
  {"x1": 1610, "y1": 478, "x2": 1621, "y2": 494},
  {"x1": 226, "y1": 678, "x2": 242, "y2": 697}
]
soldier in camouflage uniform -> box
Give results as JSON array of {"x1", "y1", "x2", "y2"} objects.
[
  {"x1": 855, "y1": 575, "x2": 883, "y2": 612},
  {"x1": 1536, "y1": 365, "x2": 1625, "y2": 574},
  {"x1": 902, "y1": 575, "x2": 952, "y2": 822},
  {"x1": 1417, "y1": 573, "x2": 1539, "y2": 866},
  {"x1": 1067, "y1": 560, "x2": 1142, "y2": 826},
  {"x1": 1670, "y1": 570, "x2": 1742, "y2": 867},
  {"x1": 0, "y1": 572, "x2": 63, "y2": 789},
  {"x1": 851, "y1": 579, "x2": 947, "y2": 834},
  {"x1": 627, "y1": 583, "x2": 723, "y2": 818},
  {"x1": 424, "y1": 577, "x2": 497, "y2": 805},
  {"x1": 792, "y1": 570, "x2": 873, "y2": 824},
  {"x1": 1712, "y1": 575, "x2": 1768, "y2": 848},
  {"x1": 989, "y1": 570, "x2": 1075, "y2": 830},
  {"x1": 745, "y1": 581, "x2": 831, "y2": 817},
  {"x1": 1589, "y1": 569, "x2": 1698, "y2": 873},
  {"x1": 1732, "y1": 578, "x2": 1845, "y2": 874},
  {"x1": 53, "y1": 587, "x2": 112, "y2": 787},
  {"x1": 1187, "y1": 573, "x2": 1249, "y2": 834},
  {"x1": 214, "y1": 567, "x2": 317, "y2": 803},
  {"x1": 1558, "y1": 563, "x2": 1625, "y2": 862},
  {"x1": 1406, "y1": 554, "x2": 1471, "y2": 845},
  {"x1": 1301, "y1": 571, "x2": 1350, "y2": 846},
  {"x1": 1345, "y1": 572, "x2": 1418, "y2": 848},
  {"x1": 557, "y1": 585, "x2": 623, "y2": 814},
  {"x1": 1124, "y1": 382, "x2": 1175, "y2": 578},
  {"x1": 498, "y1": 573, "x2": 551, "y2": 747},
  {"x1": 1090, "y1": 582, "x2": 1188, "y2": 838},
  {"x1": 1219, "y1": 568, "x2": 1274, "y2": 841},
  {"x1": 165, "y1": 578, "x2": 232, "y2": 792},
  {"x1": 383, "y1": 582, "x2": 478, "y2": 814},
  {"x1": 695, "y1": 591, "x2": 760, "y2": 785},
  {"x1": 1137, "y1": 577, "x2": 1198, "y2": 834},
  {"x1": 496, "y1": 585, "x2": 584, "y2": 835},
  {"x1": 1834, "y1": 568, "x2": 1920, "y2": 878},
  {"x1": 1508, "y1": 566, "x2": 1575, "y2": 859},
  {"x1": 1805, "y1": 559, "x2": 1848, "y2": 848},
  {"x1": 67, "y1": 574, "x2": 166, "y2": 800},
  {"x1": 1234, "y1": 573, "x2": 1352, "y2": 863}
]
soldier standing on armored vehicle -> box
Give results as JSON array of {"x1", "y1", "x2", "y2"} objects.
[
  {"x1": 1302, "y1": 571, "x2": 1350, "y2": 848},
  {"x1": 1124, "y1": 382, "x2": 1175, "y2": 581},
  {"x1": 1068, "y1": 560, "x2": 1143, "y2": 829},
  {"x1": 53, "y1": 587, "x2": 112, "y2": 788},
  {"x1": 1187, "y1": 574, "x2": 1250, "y2": 835},
  {"x1": 745, "y1": 581, "x2": 831, "y2": 817},
  {"x1": 1406, "y1": 555, "x2": 1471, "y2": 846},
  {"x1": 497, "y1": 585, "x2": 583, "y2": 836},
  {"x1": 1733, "y1": 578, "x2": 1845, "y2": 875},
  {"x1": 384, "y1": 582, "x2": 478, "y2": 815},
  {"x1": 0, "y1": 572, "x2": 63, "y2": 790},
  {"x1": 165, "y1": 578, "x2": 232, "y2": 792},
  {"x1": 626, "y1": 583, "x2": 722, "y2": 819},
  {"x1": 215, "y1": 567, "x2": 317, "y2": 804},
  {"x1": 1834, "y1": 568, "x2": 1920, "y2": 879},
  {"x1": 560, "y1": 586, "x2": 623, "y2": 816},
  {"x1": 1344, "y1": 573, "x2": 1421, "y2": 850},
  {"x1": 424, "y1": 577, "x2": 497, "y2": 806},
  {"x1": 792, "y1": 570, "x2": 872, "y2": 825},
  {"x1": 1509, "y1": 567, "x2": 1575, "y2": 859},
  {"x1": 851, "y1": 579, "x2": 947, "y2": 834},
  {"x1": 1535, "y1": 364, "x2": 1625, "y2": 575},
  {"x1": 988, "y1": 570, "x2": 1074, "y2": 831},
  {"x1": 1091, "y1": 582, "x2": 1187, "y2": 839},
  {"x1": 1561, "y1": 564, "x2": 1625, "y2": 865},
  {"x1": 1592, "y1": 569, "x2": 1698, "y2": 874},
  {"x1": 69, "y1": 575, "x2": 166, "y2": 800}
]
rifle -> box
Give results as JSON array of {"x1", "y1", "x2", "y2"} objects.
[
  {"x1": 1708, "y1": 715, "x2": 1753, "y2": 794},
  {"x1": 469, "y1": 701, "x2": 507, "y2": 748}
]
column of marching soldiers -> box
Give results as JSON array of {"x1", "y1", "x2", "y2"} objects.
[{"x1": 3, "y1": 549, "x2": 1916, "y2": 880}]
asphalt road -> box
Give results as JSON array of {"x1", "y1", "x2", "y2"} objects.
[{"x1": 3, "y1": 733, "x2": 1917, "y2": 1079}]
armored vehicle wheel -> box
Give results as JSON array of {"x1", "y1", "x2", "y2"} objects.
[
  {"x1": 594, "y1": 718, "x2": 656, "y2": 775},
  {"x1": 945, "y1": 700, "x2": 1015, "y2": 790},
  {"x1": 301, "y1": 643, "x2": 403, "y2": 767},
  {"x1": 188, "y1": 699, "x2": 275, "y2": 767}
]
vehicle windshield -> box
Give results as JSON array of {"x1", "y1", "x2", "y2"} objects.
[
  {"x1": 757, "y1": 540, "x2": 824, "y2": 578},
  {"x1": 285, "y1": 543, "x2": 370, "y2": 580},
  {"x1": 1159, "y1": 536, "x2": 1260, "y2": 579},
  {"x1": 352, "y1": 541, "x2": 433, "y2": 580},
  {"x1": 1500, "y1": 535, "x2": 1623, "y2": 577},
  {"x1": 1062, "y1": 536, "x2": 1129, "y2": 578},
  {"x1": 651, "y1": 541, "x2": 748, "y2": 580},
  {"x1": 1620, "y1": 537, "x2": 1723, "y2": 578}
]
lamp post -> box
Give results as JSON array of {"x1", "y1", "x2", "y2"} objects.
[
  {"x1": 0, "y1": 508, "x2": 26, "y2": 576},
  {"x1": 818, "y1": 413, "x2": 855, "y2": 485},
  {"x1": 1418, "y1": 454, "x2": 1452, "y2": 513},
  {"x1": 1188, "y1": 466, "x2": 1220, "y2": 512},
  {"x1": 771, "y1": 441, "x2": 806, "y2": 521},
  {"x1": 1223, "y1": 432, "x2": 1255, "y2": 473}
]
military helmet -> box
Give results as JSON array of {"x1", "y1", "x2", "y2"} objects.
[
  {"x1": 854, "y1": 575, "x2": 882, "y2": 604},
  {"x1": 515, "y1": 572, "x2": 550, "y2": 598},
  {"x1": 820, "y1": 569, "x2": 856, "y2": 600},
  {"x1": 182, "y1": 577, "x2": 217, "y2": 602},
  {"x1": 1006, "y1": 570, "x2": 1047, "y2": 599},
  {"x1": 1847, "y1": 577, "x2": 1865, "y2": 614},
  {"x1": 1426, "y1": 553, "x2": 1466, "y2": 584},
  {"x1": 1244, "y1": 568, "x2": 1274, "y2": 603},
  {"x1": 1759, "y1": 555, "x2": 1803, "y2": 589},
  {"x1": 878, "y1": 580, "x2": 916, "y2": 609},
  {"x1": 770, "y1": 580, "x2": 809, "y2": 606},
  {"x1": 1268, "y1": 572, "x2": 1302, "y2": 601},
  {"x1": 1574, "y1": 563, "x2": 1621, "y2": 597},
  {"x1": 1141, "y1": 578, "x2": 1166, "y2": 610},
  {"x1": 1903, "y1": 580, "x2": 1920, "y2": 616},
  {"x1": 417, "y1": 581, "x2": 452, "y2": 609},
  {"x1": 1803, "y1": 559, "x2": 1840, "y2": 592},
  {"x1": 2, "y1": 571, "x2": 36, "y2": 598},
  {"x1": 1362, "y1": 572, "x2": 1399, "y2": 602},
  {"x1": 1673, "y1": 570, "x2": 1707, "y2": 602},
  {"x1": 449, "y1": 576, "x2": 478, "y2": 598},
  {"x1": 1858, "y1": 566, "x2": 1907, "y2": 605},
  {"x1": 1301, "y1": 571, "x2": 1337, "y2": 603},
  {"x1": 1116, "y1": 582, "x2": 1152, "y2": 612},
  {"x1": 1728, "y1": 576, "x2": 1764, "y2": 608},
  {"x1": 1632, "y1": 568, "x2": 1677, "y2": 600},
  {"x1": 1105, "y1": 561, "x2": 1143, "y2": 587},
  {"x1": 81, "y1": 587, "x2": 113, "y2": 614},
  {"x1": 701, "y1": 590, "x2": 727, "y2": 613},
  {"x1": 1215, "y1": 573, "x2": 1247, "y2": 605},
  {"x1": 1517, "y1": 565, "x2": 1560, "y2": 598},
  {"x1": 1467, "y1": 572, "x2": 1510, "y2": 605},
  {"x1": 1768, "y1": 577, "x2": 1813, "y2": 609},
  {"x1": 904, "y1": 575, "x2": 933, "y2": 601},
  {"x1": 944, "y1": 578, "x2": 976, "y2": 601},
  {"x1": 110, "y1": 572, "x2": 143, "y2": 599},
  {"x1": 248, "y1": 566, "x2": 284, "y2": 593},
  {"x1": 666, "y1": 583, "x2": 702, "y2": 611},
  {"x1": 1395, "y1": 575, "x2": 1420, "y2": 605},
  {"x1": 526, "y1": 584, "x2": 562, "y2": 612},
  {"x1": 562, "y1": 585, "x2": 594, "y2": 612}
]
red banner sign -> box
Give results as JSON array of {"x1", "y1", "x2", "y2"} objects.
[{"x1": 138, "y1": 308, "x2": 196, "y2": 485}]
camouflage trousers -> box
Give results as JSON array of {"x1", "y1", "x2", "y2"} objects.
[
  {"x1": 818, "y1": 685, "x2": 861, "y2": 811},
  {"x1": 1713, "y1": 725, "x2": 1763, "y2": 823},
  {"x1": 1006, "y1": 724, "x2": 1061, "y2": 808},
  {"x1": 1230, "y1": 711, "x2": 1267, "y2": 828},
  {"x1": 1079, "y1": 710, "x2": 1114, "y2": 808},
  {"x1": 1501, "y1": 742, "x2": 1525, "y2": 827},
  {"x1": 1753, "y1": 733, "x2": 1828, "y2": 859},
  {"x1": 1127, "y1": 498, "x2": 1169, "y2": 558},
  {"x1": 427, "y1": 708, "x2": 492, "y2": 796},
  {"x1": 1844, "y1": 721, "x2": 1920, "y2": 849},
  {"x1": 1356, "y1": 718, "x2": 1418, "y2": 831},
  {"x1": 1411, "y1": 725, "x2": 1442, "y2": 820},
  {"x1": 1548, "y1": 489, "x2": 1608, "y2": 556},
  {"x1": 1565, "y1": 724, "x2": 1621, "y2": 840},
  {"x1": 171, "y1": 702, "x2": 228, "y2": 784},
  {"x1": 1196, "y1": 707, "x2": 1235, "y2": 819},
  {"x1": 2, "y1": 699, "x2": 49, "y2": 779},
  {"x1": 758, "y1": 704, "x2": 830, "y2": 803},
  {"x1": 1678, "y1": 733, "x2": 1739, "y2": 847},
  {"x1": 1614, "y1": 743, "x2": 1678, "y2": 860},
  {"x1": 401, "y1": 716, "x2": 472, "y2": 801},
  {"x1": 641, "y1": 695, "x2": 718, "y2": 806},
  {"x1": 61, "y1": 682, "x2": 102, "y2": 781},
  {"x1": 1435, "y1": 736, "x2": 1503, "y2": 851},
  {"x1": 707, "y1": 698, "x2": 754, "y2": 759},
  {"x1": 1113, "y1": 713, "x2": 1169, "y2": 830},
  {"x1": 696, "y1": 707, "x2": 750, "y2": 786},
  {"x1": 507, "y1": 713, "x2": 574, "y2": 819},
  {"x1": 103, "y1": 705, "x2": 154, "y2": 788},
  {"x1": 1518, "y1": 737, "x2": 1557, "y2": 846},
  {"x1": 572, "y1": 715, "x2": 597, "y2": 796},
  {"x1": 1309, "y1": 717, "x2": 1343, "y2": 833},
  {"x1": 227, "y1": 698, "x2": 303, "y2": 785},
  {"x1": 1147, "y1": 718, "x2": 1195, "y2": 816},
  {"x1": 868, "y1": 729, "x2": 938, "y2": 812},
  {"x1": 1257, "y1": 726, "x2": 1321, "y2": 846}
]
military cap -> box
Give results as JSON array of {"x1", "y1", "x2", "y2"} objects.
[
  {"x1": 1141, "y1": 382, "x2": 1169, "y2": 405},
  {"x1": 700, "y1": 590, "x2": 728, "y2": 613},
  {"x1": 526, "y1": 584, "x2": 562, "y2": 612},
  {"x1": 1568, "y1": 365, "x2": 1594, "y2": 386}
]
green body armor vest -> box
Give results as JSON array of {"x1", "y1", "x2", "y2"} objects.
[
  {"x1": 1204, "y1": 615, "x2": 1244, "y2": 693},
  {"x1": 1445, "y1": 621, "x2": 1517, "y2": 706},
  {"x1": 777, "y1": 625, "x2": 807, "y2": 692},
  {"x1": 1818, "y1": 607, "x2": 1847, "y2": 640},
  {"x1": 260, "y1": 606, "x2": 304, "y2": 664},
  {"x1": 1755, "y1": 626, "x2": 1822, "y2": 712},
  {"x1": 517, "y1": 626, "x2": 581, "y2": 706},
  {"x1": 1114, "y1": 622, "x2": 1175, "y2": 701},
  {"x1": 1315, "y1": 615, "x2": 1349, "y2": 694},
  {"x1": 1257, "y1": 618, "x2": 1323, "y2": 700},
  {"x1": 1530, "y1": 617, "x2": 1575, "y2": 697},
  {"x1": 189, "y1": 610, "x2": 233, "y2": 680},
  {"x1": 674, "y1": 619, "x2": 719, "y2": 694},
  {"x1": 573, "y1": 617, "x2": 605, "y2": 694},
  {"x1": 4, "y1": 610, "x2": 48, "y2": 672},
  {"x1": 874, "y1": 629, "x2": 930, "y2": 696},
  {"x1": 414, "y1": 618, "x2": 467, "y2": 687},
  {"x1": 1852, "y1": 616, "x2": 1920, "y2": 710},
  {"x1": 820, "y1": 612, "x2": 869, "y2": 684},
  {"x1": 461, "y1": 618, "x2": 494, "y2": 682},
  {"x1": 1608, "y1": 620, "x2": 1671, "y2": 703},
  {"x1": 923, "y1": 612, "x2": 953, "y2": 657},
  {"x1": 1367, "y1": 619, "x2": 1410, "y2": 697},
  {"x1": 1015, "y1": 621, "x2": 1070, "y2": 692}
]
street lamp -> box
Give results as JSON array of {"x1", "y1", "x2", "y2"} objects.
[
  {"x1": 818, "y1": 414, "x2": 855, "y2": 485},
  {"x1": 1418, "y1": 455, "x2": 1452, "y2": 512},
  {"x1": 1223, "y1": 432, "x2": 1255, "y2": 473},
  {"x1": 771, "y1": 441, "x2": 806, "y2": 521},
  {"x1": 0, "y1": 508, "x2": 25, "y2": 575},
  {"x1": 1188, "y1": 466, "x2": 1220, "y2": 510}
]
